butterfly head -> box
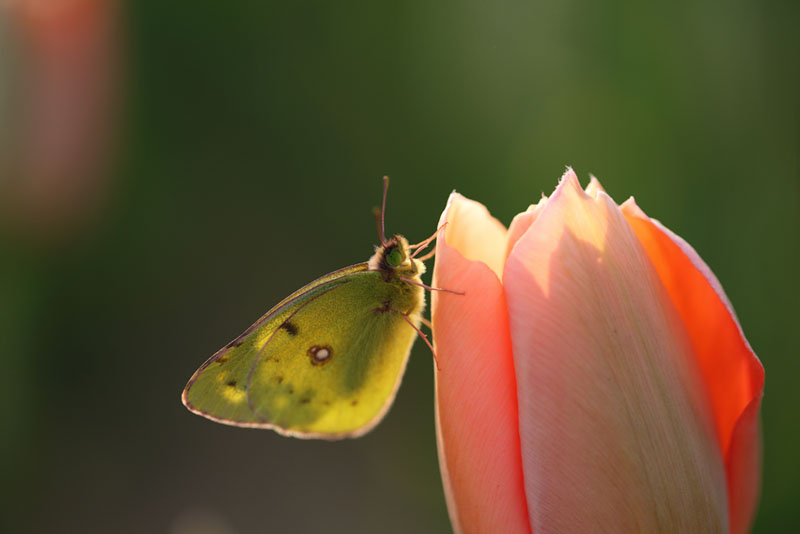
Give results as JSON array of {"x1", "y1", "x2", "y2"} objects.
[{"x1": 368, "y1": 235, "x2": 425, "y2": 277}]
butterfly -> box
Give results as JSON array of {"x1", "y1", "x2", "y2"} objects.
[{"x1": 181, "y1": 177, "x2": 458, "y2": 439}]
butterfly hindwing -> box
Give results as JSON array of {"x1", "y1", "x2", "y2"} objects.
[{"x1": 182, "y1": 263, "x2": 424, "y2": 438}]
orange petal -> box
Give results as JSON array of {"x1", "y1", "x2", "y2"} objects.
[
  {"x1": 622, "y1": 199, "x2": 764, "y2": 534},
  {"x1": 504, "y1": 170, "x2": 728, "y2": 532},
  {"x1": 432, "y1": 193, "x2": 531, "y2": 534}
]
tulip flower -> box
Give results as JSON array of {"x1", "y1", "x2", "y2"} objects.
[{"x1": 431, "y1": 169, "x2": 764, "y2": 533}]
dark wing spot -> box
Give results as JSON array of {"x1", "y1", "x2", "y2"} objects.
[
  {"x1": 226, "y1": 379, "x2": 237, "y2": 388},
  {"x1": 215, "y1": 356, "x2": 229, "y2": 364},
  {"x1": 225, "y1": 338, "x2": 244, "y2": 349},
  {"x1": 287, "y1": 386, "x2": 294, "y2": 395},
  {"x1": 299, "y1": 398, "x2": 311, "y2": 404},
  {"x1": 373, "y1": 300, "x2": 392, "y2": 314},
  {"x1": 323, "y1": 400, "x2": 331, "y2": 406},
  {"x1": 275, "y1": 376, "x2": 284, "y2": 384},
  {"x1": 351, "y1": 399, "x2": 359, "y2": 406},
  {"x1": 280, "y1": 321, "x2": 298, "y2": 336}
]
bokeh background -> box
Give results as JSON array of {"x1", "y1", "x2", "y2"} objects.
[{"x1": 1, "y1": 1, "x2": 798, "y2": 532}]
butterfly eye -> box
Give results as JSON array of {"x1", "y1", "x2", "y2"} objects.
[{"x1": 386, "y1": 248, "x2": 404, "y2": 267}]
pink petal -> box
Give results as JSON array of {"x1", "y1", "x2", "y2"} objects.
[
  {"x1": 439, "y1": 192, "x2": 509, "y2": 278},
  {"x1": 432, "y1": 193, "x2": 531, "y2": 534},
  {"x1": 621, "y1": 200, "x2": 765, "y2": 534},
  {"x1": 504, "y1": 170, "x2": 728, "y2": 532},
  {"x1": 504, "y1": 197, "x2": 548, "y2": 265}
]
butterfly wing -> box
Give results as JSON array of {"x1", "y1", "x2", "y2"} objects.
[{"x1": 182, "y1": 263, "x2": 424, "y2": 439}]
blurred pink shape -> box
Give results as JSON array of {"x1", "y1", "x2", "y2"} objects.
[{"x1": 2, "y1": 0, "x2": 118, "y2": 237}]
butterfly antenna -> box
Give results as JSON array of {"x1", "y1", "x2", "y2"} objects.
[
  {"x1": 372, "y1": 207, "x2": 383, "y2": 244},
  {"x1": 380, "y1": 176, "x2": 389, "y2": 245}
]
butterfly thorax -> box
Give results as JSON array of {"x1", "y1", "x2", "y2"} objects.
[{"x1": 366, "y1": 235, "x2": 426, "y2": 322}]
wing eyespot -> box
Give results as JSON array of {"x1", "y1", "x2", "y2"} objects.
[{"x1": 308, "y1": 345, "x2": 333, "y2": 366}]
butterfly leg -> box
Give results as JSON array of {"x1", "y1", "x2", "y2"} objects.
[
  {"x1": 414, "y1": 248, "x2": 436, "y2": 262},
  {"x1": 398, "y1": 276, "x2": 465, "y2": 295},
  {"x1": 409, "y1": 222, "x2": 447, "y2": 258},
  {"x1": 374, "y1": 301, "x2": 441, "y2": 370},
  {"x1": 399, "y1": 312, "x2": 441, "y2": 371}
]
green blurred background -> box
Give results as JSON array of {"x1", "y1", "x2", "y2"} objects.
[{"x1": 1, "y1": 1, "x2": 798, "y2": 532}]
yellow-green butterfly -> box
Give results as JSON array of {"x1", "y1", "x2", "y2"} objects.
[{"x1": 181, "y1": 178, "x2": 455, "y2": 439}]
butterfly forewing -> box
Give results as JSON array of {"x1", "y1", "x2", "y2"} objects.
[{"x1": 182, "y1": 265, "x2": 424, "y2": 438}]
